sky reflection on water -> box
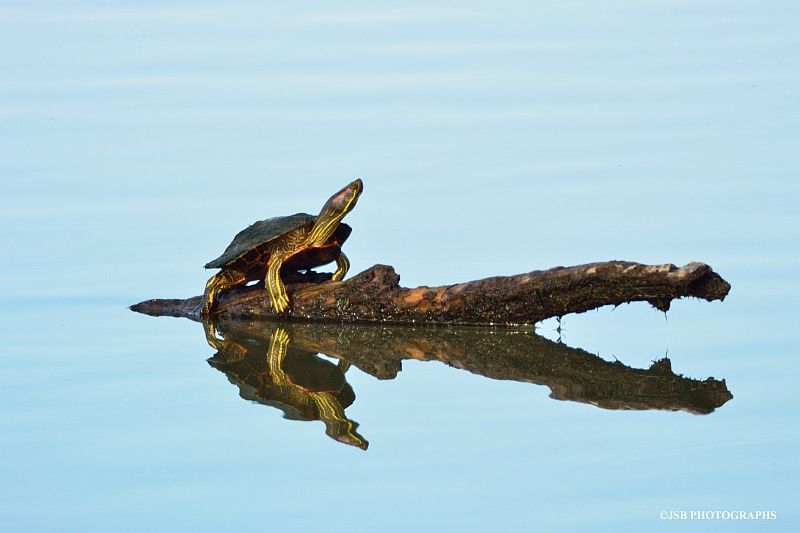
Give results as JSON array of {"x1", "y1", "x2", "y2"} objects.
[{"x1": 1, "y1": 0, "x2": 798, "y2": 531}]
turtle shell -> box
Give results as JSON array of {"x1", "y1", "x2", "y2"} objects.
[{"x1": 204, "y1": 213, "x2": 316, "y2": 269}]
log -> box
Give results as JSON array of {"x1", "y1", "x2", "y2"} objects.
[{"x1": 131, "y1": 260, "x2": 730, "y2": 326}]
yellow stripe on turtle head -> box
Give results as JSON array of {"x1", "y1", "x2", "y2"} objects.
[{"x1": 307, "y1": 180, "x2": 363, "y2": 246}]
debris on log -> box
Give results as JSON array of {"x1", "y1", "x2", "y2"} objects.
[{"x1": 131, "y1": 261, "x2": 730, "y2": 326}]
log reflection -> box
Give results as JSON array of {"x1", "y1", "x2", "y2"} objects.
[{"x1": 203, "y1": 318, "x2": 732, "y2": 449}]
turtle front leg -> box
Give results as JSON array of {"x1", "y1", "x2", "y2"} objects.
[
  {"x1": 266, "y1": 253, "x2": 291, "y2": 313},
  {"x1": 202, "y1": 269, "x2": 247, "y2": 316},
  {"x1": 331, "y1": 252, "x2": 350, "y2": 282}
]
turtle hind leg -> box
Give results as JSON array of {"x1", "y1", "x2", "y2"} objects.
[
  {"x1": 331, "y1": 252, "x2": 350, "y2": 282},
  {"x1": 202, "y1": 269, "x2": 247, "y2": 316}
]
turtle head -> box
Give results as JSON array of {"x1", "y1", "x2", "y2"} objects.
[{"x1": 307, "y1": 179, "x2": 363, "y2": 246}]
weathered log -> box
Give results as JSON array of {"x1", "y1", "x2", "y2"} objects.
[{"x1": 131, "y1": 260, "x2": 730, "y2": 326}]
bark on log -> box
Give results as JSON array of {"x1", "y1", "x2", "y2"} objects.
[{"x1": 131, "y1": 260, "x2": 730, "y2": 326}]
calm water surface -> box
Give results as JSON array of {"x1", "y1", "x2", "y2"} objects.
[{"x1": 1, "y1": 1, "x2": 798, "y2": 531}]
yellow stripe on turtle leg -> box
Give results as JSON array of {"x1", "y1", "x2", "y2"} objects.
[
  {"x1": 200, "y1": 273, "x2": 219, "y2": 315},
  {"x1": 267, "y1": 327, "x2": 291, "y2": 382},
  {"x1": 332, "y1": 252, "x2": 350, "y2": 281},
  {"x1": 202, "y1": 272, "x2": 227, "y2": 315},
  {"x1": 202, "y1": 269, "x2": 247, "y2": 315},
  {"x1": 312, "y1": 392, "x2": 368, "y2": 450},
  {"x1": 203, "y1": 320, "x2": 249, "y2": 362},
  {"x1": 203, "y1": 319, "x2": 220, "y2": 347},
  {"x1": 266, "y1": 253, "x2": 291, "y2": 313}
]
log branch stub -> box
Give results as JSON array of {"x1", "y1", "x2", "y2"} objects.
[{"x1": 131, "y1": 260, "x2": 730, "y2": 326}]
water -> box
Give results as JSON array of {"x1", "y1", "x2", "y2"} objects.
[{"x1": 1, "y1": 1, "x2": 798, "y2": 530}]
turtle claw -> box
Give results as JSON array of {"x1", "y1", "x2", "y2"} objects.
[{"x1": 271, "y1": 294, "x2": 291, "y2": 314}]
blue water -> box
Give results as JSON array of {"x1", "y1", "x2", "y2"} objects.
[{"x1": 1, "y1": 1, "x2": 798, "y2": 531}]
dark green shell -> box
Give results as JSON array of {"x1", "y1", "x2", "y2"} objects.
[{"x1": 204, "y1": 213, "x2": 315, "y2": 269}]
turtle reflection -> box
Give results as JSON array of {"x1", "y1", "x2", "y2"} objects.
[
  {"x1": 201, "y1": 319, "x2": 733, "y2": 450},
  {"x1": 204, "y1": 321, "x2": 368, "y2": 450}
]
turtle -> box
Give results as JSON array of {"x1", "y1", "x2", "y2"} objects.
[{"x1": 201, "y1": 179, "x2": 363, "y2": 315}]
